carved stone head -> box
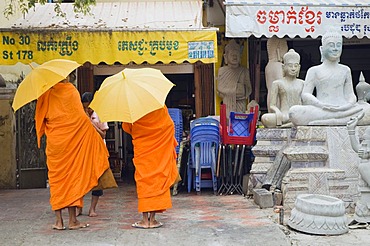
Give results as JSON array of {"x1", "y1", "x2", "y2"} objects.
[
  {"x1": 223, "y1": 39, "x2": 241, "y2": 67},
  {"x1": 320, "y1": 30, "x2": 342, "y2": 62},
  {"x1": 282, "y1": 49, "x2": 301, "y2": 78},
  {"x1": 356, "y1": 72, "x2": 370, "y2": 101}
]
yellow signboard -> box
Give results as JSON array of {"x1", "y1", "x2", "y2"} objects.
[{"x1": 0, "y1": 30, "x2": 217, "y2": 65}]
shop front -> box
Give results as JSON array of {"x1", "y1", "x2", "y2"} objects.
[
  {"x1": 0, "y1": 1, "x2": 218, "y2": 186},
  {"x1": 224, "y1": 0, "x2": 370, "y2": 113},
  {"x1": 223, "y1": 0, "x2": 370, "y2": 208}
]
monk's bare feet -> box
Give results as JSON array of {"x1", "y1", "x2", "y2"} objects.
[
  {"x1": 69, "y1": 221, "x2": 90, "y2": 230},
  {"x1": 53, "y1": 219, "x2": 65, "y2": 230},
  {"x1": 52, "y1": 224, "x2": 66, "y2": 230},
  {"x1": 149, "y1": 220, "x2": 163, "y2": 229},
  {"x1": 132, "y1": 220, "x2": 149, "y2": 229},
  {"x1": 88, "y1": 210, "x2": 98, "y2": 217}
]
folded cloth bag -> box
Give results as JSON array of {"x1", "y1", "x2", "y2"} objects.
[{"x1": 92, "y1": 168, "x2": 118, "y2": 191}]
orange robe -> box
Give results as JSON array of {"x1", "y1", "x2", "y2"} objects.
[
  {"x1": 35, "y1": 82, "x2": 109, "y2": 211},
  {"x1": 122, "y1": 106, "x2": 179, "y2": 213}
]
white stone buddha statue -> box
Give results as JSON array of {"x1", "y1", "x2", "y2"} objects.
[
  {"x1": 261, "y1": 49, "x2": 304, "y2": 128},
  {"x1": 289, "y1": 30, "x2": 368, "y2": 126}
]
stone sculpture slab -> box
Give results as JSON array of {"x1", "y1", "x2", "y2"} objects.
[
  {"x1": 347, "y1": 113, "x2": 370, "y2": 228},
  {"x1": 265, "y1": 36, "x2": 288, "y2": 113}
]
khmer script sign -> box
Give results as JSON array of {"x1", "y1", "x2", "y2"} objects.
[
  {"x1": 0, "y1": 30, "x2": 217, "y2": 65},
  {"x1": 225, "y1": 3, "x2": 370, "y2": 38}
]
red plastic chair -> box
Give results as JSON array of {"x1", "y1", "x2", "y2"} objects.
[{"x1": 220, "y1": 104, "x2": 259, "y2": 146}]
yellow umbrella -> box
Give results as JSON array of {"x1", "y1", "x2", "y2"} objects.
[
  {"x1": 12, "y1": 59, "x2": 81, "y2": 111},
  {"x1": 89, "y1": 68, "x2": 175, "y2": 123}
]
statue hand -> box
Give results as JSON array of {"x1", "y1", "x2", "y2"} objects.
[
  {"x1": 346, "y1": 111, "x2": 364, "y2": 130},
  {"x1": 322, "y1": 104, "x2": 342, "y2": 112},
  {"x1": 347, "y1": 117, "x2": 358, "y2": 130},
  {"x1": 276, "y1": 111, "x2": 283, "y2": 126},
  {"x1": 322, "y1": 103, "x2": 353, "y2": 112},
  {"x1": 358, "y1": 149, "x2": 369, "y2": 159}
]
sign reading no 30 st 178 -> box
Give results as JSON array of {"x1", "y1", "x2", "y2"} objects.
[{"x1": 2, "y1": 34, "x2": 34, "y2": 61}]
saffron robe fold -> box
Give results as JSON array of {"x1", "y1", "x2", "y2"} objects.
[
  {"x1": 122, "y1": 106, "x2": 179, "y2": 213},
  {"x1": 35, "y1": 82, "x2": 109, "y2": 211}
]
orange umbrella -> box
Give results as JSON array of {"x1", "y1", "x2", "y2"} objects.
[{"x1": 12, "y1": 59, "x2": 81, "y2": 111}]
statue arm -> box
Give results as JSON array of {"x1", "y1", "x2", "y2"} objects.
[
  {"x1": 301, "y1": 69, "x2": 322, "y2": 107},
  {"x1": 343, "y1": 67, "x2": 357, "y2": 105},
  {"x1": 347, "y1": 117, "x2": 360, "y2": 152},
  {"x1": 244, "y1": 69, "x2": 252, "y2": 98},
  {"x1": 269, "y1": 81, "x2": 283, "y2": 125}
]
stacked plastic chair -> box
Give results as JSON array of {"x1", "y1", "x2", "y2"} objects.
[
  {"x1": 188, "y1": 117, "x2": 220, "y2": 194},
  {"x1": 168, "y1": 108, "x2": 183, "y2": 155},
  {"x1": 218, "y1": 104, "x2": 259, "y2": 195}
]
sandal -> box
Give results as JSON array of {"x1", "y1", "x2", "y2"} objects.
[
  {"x1": 348, "y1": 220, "x2": 368, "y2": 229},
  {"x1": 132, "y1": 221, "x2": 149, "y2": 229}
]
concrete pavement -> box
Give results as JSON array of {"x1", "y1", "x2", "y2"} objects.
[{"x1": 1, "y1": 180, "x2": 370, "y2": 246}]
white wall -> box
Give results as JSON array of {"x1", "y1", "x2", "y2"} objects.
[
  {"x1": 0, "y1": 1, "x2": 22, "y2": 28},
  {"x1": 205, "y1": 0, "x2": 225, "y2": 27}
]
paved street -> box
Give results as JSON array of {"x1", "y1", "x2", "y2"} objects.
[{"x1": 1, "y1": 180, "x2": 370, "y2": 246}]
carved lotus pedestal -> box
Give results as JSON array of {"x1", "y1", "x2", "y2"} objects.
[{"x1": 288, "y1": 194, "x2": 348, "y2": 235}]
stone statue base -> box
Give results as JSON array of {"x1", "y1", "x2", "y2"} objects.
[
  {"x1": 251, "y1": 126, "x2": 362, "y2": 214},
  {"x1": 288, "y1": 194, "x2": 348, "y2": 235}
]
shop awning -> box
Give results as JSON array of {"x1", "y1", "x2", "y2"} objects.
[
  {"x1": 0, "y1": 1, "x2": 218, "y2": 65},
  {"x1": 225, "y1": 0, "x2": 370, "y2": 38}
]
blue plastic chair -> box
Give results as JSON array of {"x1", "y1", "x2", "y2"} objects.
[
  {"x1": 191, "y1": 127, "x2": 220, "y2": 140},
  {"x1": 187, "y1": 120, "x2": 220, "y2": 194},
  {"x1": 168, "y1": 108, "x2": 183, "y2": 154},
  {"x1": 190, "y1": 117, "x2": 219, "y2": 130}
]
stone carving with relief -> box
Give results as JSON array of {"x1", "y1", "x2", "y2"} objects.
[
  {"x1": 217, "y1": 39, "x2": 252, "y2": 118},
  {"x1": 347, "y1": 113, "x2": 370, "y2": 229},
  {"x1": 265, "y1": 36, "x2": 288, "y2": 113},
  {"x1": 289, "y1": 30, "x2": 370, "y2": 126},
  {"x1": 261, "y1": 49, "x2": 304, "y2": 128}
]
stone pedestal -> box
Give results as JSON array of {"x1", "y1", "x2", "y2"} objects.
[
  {"x1": 251, "y1": 126, "x2": 362, "y2": 214},
  {"x1": 282, "y1": 168, "x2": 350, "y2": 213},
  {"x1": 288, "y1": 194, "x2": 348, "y2": 235},
  {"x1": 0, "y1": 88, "x2": 17, "y2": 188}
]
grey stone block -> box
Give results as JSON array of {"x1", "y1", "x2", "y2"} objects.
[{"x1": 253, "y1": 188, "x2": 274, "y2": 208}]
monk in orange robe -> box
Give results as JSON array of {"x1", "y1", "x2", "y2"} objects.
[
  {"x1": 35, "y1": 78, "x2": 109, "y2": 230},
  {"x1": 122, "y1": 106, "x2": 179, "y2": 229}
]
